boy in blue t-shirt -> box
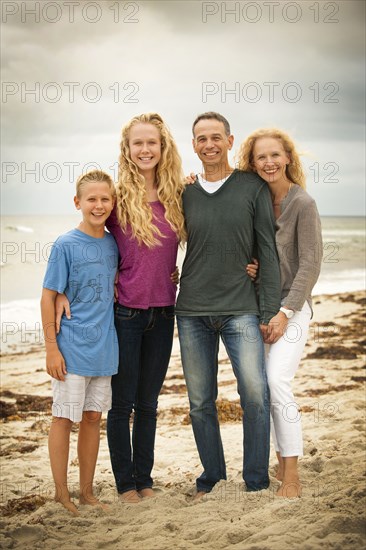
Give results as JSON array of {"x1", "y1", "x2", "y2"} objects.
[{"x1": 41, "y1": 170, "x2": 118, "y2": 515}]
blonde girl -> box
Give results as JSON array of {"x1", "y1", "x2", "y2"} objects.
[{"x1": 105, "y1": 113, "x2": 186, "y2": 503}]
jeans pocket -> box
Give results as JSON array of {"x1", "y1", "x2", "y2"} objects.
[
  {"x1": 114, "y1": 304, "x2": 138, "y2": 320},
  {"x1": 161, "y1": 305, "x2": 175, "y2": 320}
]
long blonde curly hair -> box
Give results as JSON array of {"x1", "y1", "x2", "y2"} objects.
[
  {"x1": 116, "y1": 113, "x2": 186, "y2": 247},
  {"x1": 237, "y1": 128, "x2": 306, "y2": 189}
]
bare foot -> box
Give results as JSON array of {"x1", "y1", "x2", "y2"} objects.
[
  {"x1": 56, "y1": 499, "x2": 80, "y2": 516},
  {"x1": 79, "y1": 495, "x2": 110, "y2": 511},
  {"x1": 118, "y1": 490, "x2": 141, "y2": 503},
  {"x1": 276, "y1": 480, "x2": 302, "y2": 499},
  {"x1": 275, "y1": 467, "x2": 283, "y2": 482},
  {"x1": 193, "y1": 491, "x2": 207, "y2": 501},
  {"x1": 138, "y1": 488, "x2": 155, "y2": 499},
  {"x1": 275, "y1": 453, "x2": 284, "y2": 481}
]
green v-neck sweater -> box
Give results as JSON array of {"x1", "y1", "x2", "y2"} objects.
[{"x1": 176, "y1": 170, "x2": 281, "y2": 324}]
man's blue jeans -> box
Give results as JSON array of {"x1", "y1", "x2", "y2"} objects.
[
  {"x1": 177, "y1": 314, "x2": 270, "y2": 493},
  {"x1": 107, "y1": 304, "x2": 174, "y2": 494}
]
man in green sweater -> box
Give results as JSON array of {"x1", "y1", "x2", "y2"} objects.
[{"x1": 176, "y1": 112, "x2": 281, "y2": 498}]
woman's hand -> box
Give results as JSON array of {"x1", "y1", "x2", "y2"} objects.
[
  {"x1": 264, "y1": 312, "x2": 289, "y2": 344},
  {"x1": 185, "y1": 172, "x2": 196, "y2": 185},
  {"x1": 55, "y1": 293, "x2": 71, "y2": 334},
  {"x1": 170, "y1": 266, "x2": 180, "y2": 285},
  {"x1": 246, "y1": 258, "x2": 259, "y2": 281}
]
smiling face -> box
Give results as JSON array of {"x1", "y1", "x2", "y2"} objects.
[
  {"x1": 128, "y1": 123, "x2": 162, "y2": 177},
  {"x1": 74, "y1": 180, "x2": 115, "y2": 236},
  {"x1": 192, "y1": 119, "x2": 234, "y2": 174},
  {"x1": 252, "y1": 137, "x2": 290, "y2": 185}
]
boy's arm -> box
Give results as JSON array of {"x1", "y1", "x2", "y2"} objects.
[{"x1": 41, "y1": 288, "x2": 67, "y2": 381}]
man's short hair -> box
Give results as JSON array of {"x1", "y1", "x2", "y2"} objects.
[{"x1": 192, "y1": 112, "x2": 231, "y2": 137}]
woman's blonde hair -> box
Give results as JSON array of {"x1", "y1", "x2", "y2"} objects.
[
  {"x1": 237, "y1": 128, "x2": 306, "y2": 189},
  {"x1": 116, "y1": 113, "x2": 186, "y2": 247},
  {"x1": 76, "y1": 170, "x2": 116, "y2": 198}
]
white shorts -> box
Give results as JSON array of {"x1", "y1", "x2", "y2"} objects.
[{"x1": 51, "y1": 373, "x2": 112, "y2": 422}]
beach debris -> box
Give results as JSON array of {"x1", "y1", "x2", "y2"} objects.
[
  {"x1": 0, "y1": 391, "x2": 52, "y2": 420},
  {"x1": 182, "y1": 399, "x2": 242, "y2": 425},
  {"x1": 302, "y1": 384, "x2": 359, "y2": 397},
  {"x1": 351, "y1": 376, "x2": 366, "y2": 383},
  {"x1": 1, "y1": 495, "x2": 47, "y2": 517},
  {"x1": 306, "y1": 345, "x2": 359, "y2": 360},
  {"x1": 339, "y1": 294, "x2": 366, "y2": 306},
  {"x1": 0, "y1": 442, "x2": 39, "y2": 457},
  {"x1": 0, "y1": 401, "x2": 17, "y2": 419},
  {"x1": 160, "y1": 383, "x2": 187, "y2": 395}
]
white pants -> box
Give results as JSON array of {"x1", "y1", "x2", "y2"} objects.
[{"x1": 266, "y1": 301, "x2": 311, "y2": 457}]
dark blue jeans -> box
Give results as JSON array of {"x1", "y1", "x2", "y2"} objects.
[
  {"x1": 107, "y1": 304, "x2": 174, "y2": 494},
  {"x1": 177, "y1": 314, "x2": 270, "y2": 493}
]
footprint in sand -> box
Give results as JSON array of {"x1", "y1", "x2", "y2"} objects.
[{"x1": 308, "y1": 456, "x2": 325, "y2": 473}]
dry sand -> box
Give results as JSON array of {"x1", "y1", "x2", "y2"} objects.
[{"x1": 1, "y1": 291, "x2": 365, "y2": 549}]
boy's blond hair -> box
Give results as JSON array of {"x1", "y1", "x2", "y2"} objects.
[{"x1": 76, "y1": 170, "x2": 116, "y2": 198}]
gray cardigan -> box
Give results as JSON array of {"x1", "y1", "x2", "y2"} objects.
[{"x1": 276, "y1": 184, "x2": 322, "y2": 314}]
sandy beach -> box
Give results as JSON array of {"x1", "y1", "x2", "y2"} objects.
[{"x1": 1, "y1": 291, "x2": 365, "y2": 549}]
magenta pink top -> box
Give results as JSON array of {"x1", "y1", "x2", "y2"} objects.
[{"x1": 106, "y1": 203, "x2": 179, "y2": 309}]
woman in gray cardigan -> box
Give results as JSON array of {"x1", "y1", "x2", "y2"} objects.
[{"x1": 238, "y1": 129, "x2": 322, "y2": 499}]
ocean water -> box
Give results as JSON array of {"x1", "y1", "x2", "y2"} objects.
[{"x1": 1, "y1": 215, "x2": 365, "y2": 354}]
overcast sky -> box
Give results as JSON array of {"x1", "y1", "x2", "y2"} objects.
[{"x1": 1, "y1": 0, "x2": 365, "y2": 216}]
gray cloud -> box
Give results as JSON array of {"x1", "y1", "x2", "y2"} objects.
[{"x1": 1, "y1": 0, "x2": 365, "y2": 215}]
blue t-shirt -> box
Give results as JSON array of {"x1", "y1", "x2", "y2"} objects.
[{"x1": 43, "y1": 228, "x2": 119, "y2": 376}]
